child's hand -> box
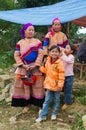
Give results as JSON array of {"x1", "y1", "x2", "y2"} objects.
[
  {"x1": 59, "y1": 47, "x2": 63, "y2": 51},
  {"x1": 55, "y1": 80, "x2": 58, "y2": 85},
  {"x1": 60, "y1": 47, "x2": 65, "y2": 53},
  {"x1": 59, "y1": 47, "x2": 65, "y2": 56},
  {"x1": 57, "y1": 87, "x2": 62, "y2": 92},
  {"x1": 42, "y1": 55, "x2": 47, "y2": 66}
]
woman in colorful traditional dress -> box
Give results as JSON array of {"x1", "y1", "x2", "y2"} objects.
[
  {"x1": 11, "y1": 23, "x2": 45, "y2": 113},
  {"x1": 43, "y1": 18, "x2": 68, "y2": 55}
]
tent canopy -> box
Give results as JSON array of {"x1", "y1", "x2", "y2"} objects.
[{"x1": 0, "y1": 0, "x2": 86, "y2": 26}]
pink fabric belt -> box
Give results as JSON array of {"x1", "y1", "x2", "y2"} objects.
[
  {"x1": 12, "y1": 95, "x2": 30, "y2": 100},
  {"x1": 32, "y1": 95, "x2": 45, "y2": 99}
]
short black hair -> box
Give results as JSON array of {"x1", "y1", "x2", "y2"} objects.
[
  {"x1": 49, "y1": 45, "x2": 60, "y2": 53},
  {"x1": 69, "y1": 44, "x2": 76, "y2": 54}
]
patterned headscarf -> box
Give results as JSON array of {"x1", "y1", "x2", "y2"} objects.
[
  {"x1": 48, "y1": 18, "x2": 62, "y2": 36},
  {"x1": 20, "y1": 23, "x2": 34, "y2": 38},
  {"x1": 52, "y1": 18, "x2": 61, "y2": 24}
]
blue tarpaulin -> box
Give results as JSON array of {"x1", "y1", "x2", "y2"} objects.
[{"x1": 0, "y1": 0, "x2": 86, "y2": 26}]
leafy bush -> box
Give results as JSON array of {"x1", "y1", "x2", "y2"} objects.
[
  {"x1": 73, "y1": 88, "x2": 86, "y2": 105},
  {"x1": 0, "y1": 50, "x2": 15, "y2": 68},
  {"x1": 71, "y1": 112, "x2": 85, "y2": 130}
]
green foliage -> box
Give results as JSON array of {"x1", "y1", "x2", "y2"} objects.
[
  {"x1": 0, "y1": 99, "x2": 8, "y2": 107},
  {"x1": 71, "y1": 112, "x2": 85, "y2": 130},
  {"x1": 62, "y1": 23, "x2": 79, "y2": 43},
  {"x1": 69, "y1": 23, "x2": 79, "y2": 43},
  {"x1": 0, "y1": 50, "x2": 15, "y2": 68},
  {"x1": 0, "y1": 22, "x2": 22, "y2": 48},
  {"x1": 0, "y1": 21, "x2": 22, "y2": 68},
  {"x1": 0, "y1": 0, "x2": 17, "y2": 10},
  {"x1": 17, "y1": 0, "x2": 64, "y2": 8},
  {"x1": 73, "y1": 88, "x2": 86, "y2": 105},
  {"x1": 72, "y1": 118, "x2": 85, "y2": 130},
  {"x1": 77, "y1": 96, "x2": 86, "y2": 105}
]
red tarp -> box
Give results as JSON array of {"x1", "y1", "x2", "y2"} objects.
[{"x1": 72, "y1": 16, "x2": 86, "y2": 27}]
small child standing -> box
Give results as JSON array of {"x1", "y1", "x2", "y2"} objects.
[
  {"x1": 61, "y1": 44, "x2": 75, "y2": 110},
  {"x1": 36, "y1": 45, "x2": 65, "y2": 122}
]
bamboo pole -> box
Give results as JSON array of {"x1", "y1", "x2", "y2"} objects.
[{"x1": 66, "y1": 22, "x2": 70, "y2": 38}]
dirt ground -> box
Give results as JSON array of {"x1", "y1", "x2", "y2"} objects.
[{"x1": 0, "y1": 78, "x2": 86, "y2": 130}]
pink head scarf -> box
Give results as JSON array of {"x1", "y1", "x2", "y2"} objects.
[{"x1": 52, "y1": 18, "x2": 61, "y2": 24}]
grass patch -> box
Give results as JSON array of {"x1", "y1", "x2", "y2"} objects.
[
  {"x1": 71, "y1": 112, "x2": 85, "y2": 130},
  {"x1": 0, "y1": 100, "x2": 9, "y2": 107},
  {"x1": 0, "y1": 50, "x2": 15, "y2": 68},
  {"x1": 73, "y1": 87, "x2": 86, "y2": 105}
]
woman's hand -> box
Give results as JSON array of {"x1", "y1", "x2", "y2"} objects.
[
  {"x1": 29, "y1": 65, "x2": 36, "y2": 70},
  {"x1": 22, "y1": 64, "x2": 30, "y2": 70}
]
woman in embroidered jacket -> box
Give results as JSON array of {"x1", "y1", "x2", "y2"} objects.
[
  {"x1": 11, "y1": 23, "x2": 45, "y2": 113},
  {"x1": 43, "y1": 18, "x2": 68, "y2": 55}
]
